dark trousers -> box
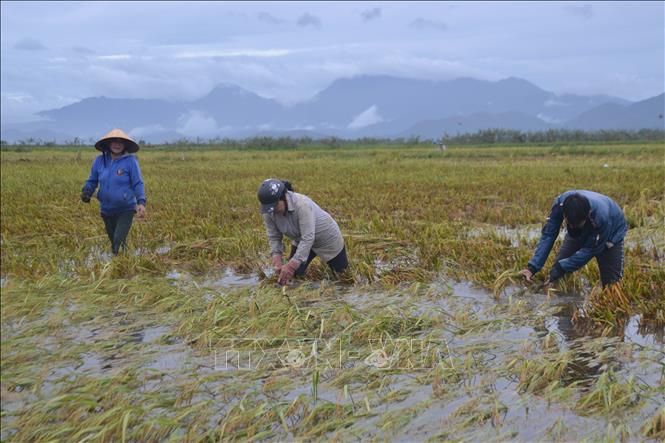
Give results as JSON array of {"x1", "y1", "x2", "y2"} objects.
[
  {"x1": 289, "y1": 246, "x2": 349, "y2": 276},
  {"x1": 554, "y1": 235, "x2": 624, "y2": 286},
  {"x1": 102, "y1": 211, "x2": 135, "y2": 255}
]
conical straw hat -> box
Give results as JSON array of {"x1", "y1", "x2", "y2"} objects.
[{"x1": 94, "y1": 128, "x2": 139, "y2": 153}]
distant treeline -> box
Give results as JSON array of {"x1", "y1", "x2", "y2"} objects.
[
  {"x1": 437, "y1": 128, "x2": 665, "y2": 145},
  {"x1": 2, "y1": 128, "x2": 663, "y2": 149}
]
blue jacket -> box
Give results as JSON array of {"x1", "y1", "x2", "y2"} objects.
[
  {"x1": 528, "y1": 190, "x2": 627, "y2": 274},
  {"x1": 83, "y1": 153, "x2": 146, "y2": 215}
]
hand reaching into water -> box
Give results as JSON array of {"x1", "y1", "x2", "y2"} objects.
[
  {"x1": 519, "y1": 268, "x2": 533, "y2": 282},
  {"x1": 272, "y1": 255, "x2": 283, "y2": 274},
  {"x1": 278, "y1": 259, "x2": 300, "y2": 285}
]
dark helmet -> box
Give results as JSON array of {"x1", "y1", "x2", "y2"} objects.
[{"x1": 257, "y1": 179, "x2": 286, "y2": 214}]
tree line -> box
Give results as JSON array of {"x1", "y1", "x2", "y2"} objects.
[{"x1": 1, "y1": 128, "x2": 663, "y2": 149}]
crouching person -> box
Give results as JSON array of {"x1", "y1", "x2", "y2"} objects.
[
  {"x1": 257, "y1": 179, "x2": 348, "y2": 285},
  {"x1": 520, "y1": 190, "x2": 627, "y2": 287}
]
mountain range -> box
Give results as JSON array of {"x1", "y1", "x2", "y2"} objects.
[{"x1": 2, "y1": 75, "x2": 663, "y2": 143}]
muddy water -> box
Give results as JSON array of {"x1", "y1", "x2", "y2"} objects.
[
  {"x1": 469, "y1": 223, "x2": 665, "y2": 260},
  {"x1": 202, "y1": 267, "x2": 260, "y2": 288},
  {"x1": 2, "y1": 269, "x2": 663, "y2": 442},
  {"x1": 256, "y1": 273, "x2": 660, "y2": 439},
  {"x1": 281, "y1": 276, "x2": 661, "y2": 440},
  {"x1": 466, "y1": 224, "x2": 551, "y2": 248},
  {"x1": 325, "y1": 278, "x2": 663, "y2": 441},
  {"x1": 166, "y1": 267, "x2": 260, "y2": 289}
]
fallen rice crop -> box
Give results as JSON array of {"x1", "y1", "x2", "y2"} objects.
[{"x1": 1, "y1": 142, "x2": 663, "y2": 441}]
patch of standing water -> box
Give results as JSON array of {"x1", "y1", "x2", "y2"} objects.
[
  {"x1": 373, "y1": 252, "x2": 420, "y2": 275},
  {"x1": 623, "y1": 315, "x2": 664, "y2": 346},
  {"x1": 625, "y1": 226, "x2": 665, "y2": 259},
  {"x1": 166, "y1": 269, "x2": 190, "y2": 281},
  {"x1": 77, "y1": 352, "x2": 104, "y2": 373},
  {"x1": 344, "y1": 278, "x2": 662, "y2": 441},
  {"x1": 84, "y1": 246, "x2": 113, "y2": 267},
  {"x1": 435, "y1": 275, "x2": 663, "y2": 349},
  {"x1": 144, "y1": 348, "x2": 192, "y2": 372},
  {"x1": 202, "y1": 268, "x2": 260, "y2": 288},
  {"x1": 542, "y1": 299, "x2": 664, "y2": 347},
  {"x1": 466, "y1": 223, "x2": 558, "y2": 247},
  {"x1": 166, "y1": 267, "x2": 260, "y2": 293},
  {"x1": 155, "y1": 245, "x2": 171, "y2": 255},
  {"x1": 142, "y1": 325, "x2": 170, "y2": 343},
  {"x1": 56, "y1": 263, "x2": 665, "y2": 363},
  {"x1": 134, "y1": 245, "x2": 173, "y2": 256},
  {"x1": 83, "y1": 245, "x2": 172, "y2": 269},
  {"x1": 469, "y1": 222, "x2": 663, "y2": 259}
]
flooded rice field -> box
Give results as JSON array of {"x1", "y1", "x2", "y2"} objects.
[
  {"x1": 2, "y1": 145, "x2": 664, "y2": 440},
  {"x1": 2, "y1": 267, "x2": 663, "y2": 441}
]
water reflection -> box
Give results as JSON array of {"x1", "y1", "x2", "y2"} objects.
[
  {"x1": 623, "y1": 316, "x2": 664, "y2": 346},
  {"x1": 539, "y1": 295, "x2": 664, "y2": 389},
  {"x1": 544, "y1": 302, "x2": 604, "y2": 387}
]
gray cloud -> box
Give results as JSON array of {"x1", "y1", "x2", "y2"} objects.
[
  {"x1": 409, "y1": 18, "x2": 447, "y2": 31},
  {"x1": 257, "y1": 12, "x2": 286, "y2": 25},
  {"x1": 297, "y1": 13, "x2": 322, "y2": 28},
  {"x1": 565, "y1": 4, "x2": 594, "y2": 19},
  {"x1": 72, "y1": 46, "x2": 95, "y2": 54},
  {"x1": 14, "y1": 37, "x2": 47, "y2": 51},
  {"x1": 1, "y1": 1, "x2": 663, "y2": 125},
  {"x1": 177, "y1": 111, "x2": 223, "y2": 137},
  {"x1": 361, "y1": 8, "x2": 381, "y2": 23}
]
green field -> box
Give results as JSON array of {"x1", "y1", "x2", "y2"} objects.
[{"x1": 1, "y1": 143, "x2": 664, "y2": 441}]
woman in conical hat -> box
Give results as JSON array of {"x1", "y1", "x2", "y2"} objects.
[{"x1": 81, "y1": 129, "x2": 147, "y2": 255}]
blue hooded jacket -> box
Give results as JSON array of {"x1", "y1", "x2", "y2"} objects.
[
  {"x1": 528, "y1": 190, "x2": 627, "y2": 274},
  {"x1": 83, "y1": 153, "x2": 146, "y2": 215}
]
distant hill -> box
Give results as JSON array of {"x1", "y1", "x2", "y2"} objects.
[
  {"x1": 38, "y1": 97, "x2": 186, "y2": 136},
  {"x1": 565, "y1": 94, "x2": 664, "y2": 130},
  {"x1": 401, "y1": 111, "x2": 553, "y2": 139},
  {"x1": 252, "y1": 129, "x2": 331, "y2": 140},
  {"x1": 2, "y1": 75, "x2": 660, "y2": 143},
  {"x1": 190, "y1": 84, "x2": 286, "y2": 127},
  {"x1": 287, "y1": 75, "x2": 630, "y2": 135}
]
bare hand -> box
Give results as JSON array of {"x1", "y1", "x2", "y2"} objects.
[
  {"x1": 519, "y1": 268, "x2": 533, "y2": 282},
  {"x1": 278, "y1": 259, "x2": 300, "y2": 286},
  {"x1": 271, "y1": 255, "x2": 283, "y2": 274},
  {"x1": 136, "y1": 204, "x2": 146, "y2": 219}
]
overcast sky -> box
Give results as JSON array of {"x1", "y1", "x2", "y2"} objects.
[{"x1": 1, "y1": 1, "x2": 663, "y2": 124}]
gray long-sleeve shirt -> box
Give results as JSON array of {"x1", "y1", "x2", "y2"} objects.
[{"x1": 262, "y1": 191, "x2": 344, "y2": 263}]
